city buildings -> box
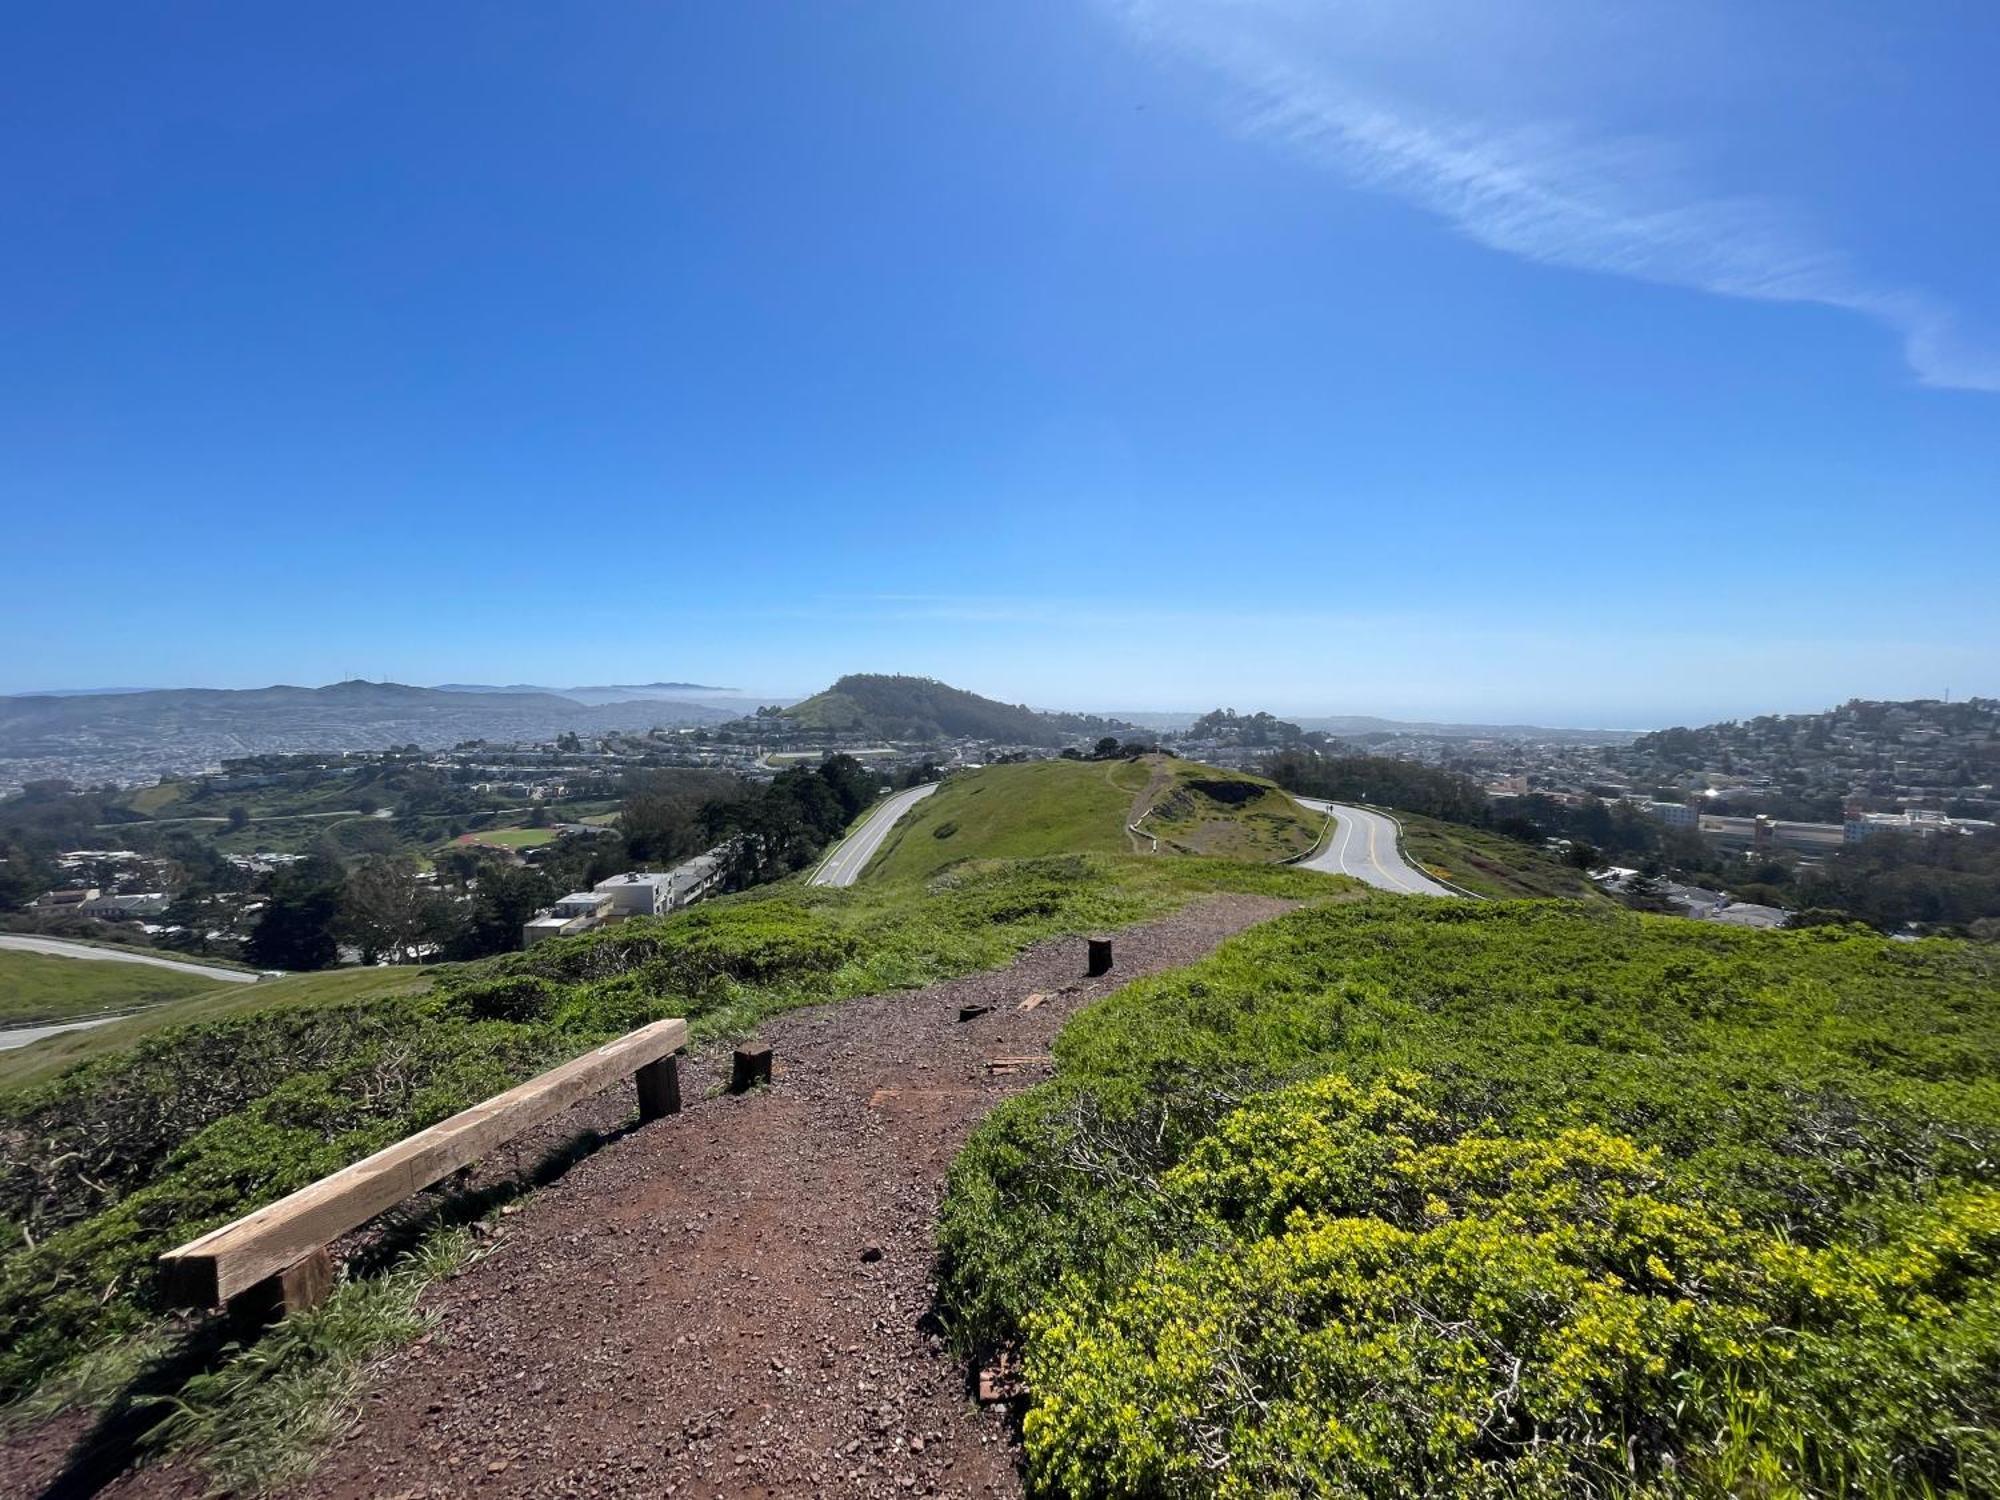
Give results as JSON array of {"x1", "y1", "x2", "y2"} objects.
[{"x1": 520, "y1": 846, "x2": 732, "y2": 946}]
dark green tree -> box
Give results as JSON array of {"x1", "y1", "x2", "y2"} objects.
[
  {"x1": 446, "y1": 864, "x2": 555, "y2": 959},
  {"x1": 244, "y1": 871, "x2": 343, "y2": 970}
]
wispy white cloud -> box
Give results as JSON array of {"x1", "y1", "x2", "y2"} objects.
[{"x1": 1109, "y1": 0, "x2": 1999, "y2": 392}]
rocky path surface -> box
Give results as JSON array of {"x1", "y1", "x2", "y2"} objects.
[{"x1": 115, "y1": 894, "x2": 1288, "y2": 1500}]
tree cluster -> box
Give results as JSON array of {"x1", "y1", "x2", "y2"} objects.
[
  {"x1": 701, "y1": 754, "x2": 879, "y2": 887},
  {"x1": 1187, "y1": 708, "x2": 1309, "y2": 748}
]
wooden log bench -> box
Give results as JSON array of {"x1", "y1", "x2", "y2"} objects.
[{"x1": 160, "y1": 1016, "x2": 689, "y2": 1323}]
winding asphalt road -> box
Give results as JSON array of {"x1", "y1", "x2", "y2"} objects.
[
  {"x1": 1291, "y1": 798, "x2": 1456, "y2": 896},
  {"x1": 807, "y1": 783, "x2": 940, "y2": 887},
  {"x1": 0, "y1": 1013, "x2": 127, "y2": 1052},
  {"x1": 0, "y1": 936, "x2": 261, "y2": 1051},
  {"x1": 0, "y1": 933, "x2": 260, "y2": 981}
]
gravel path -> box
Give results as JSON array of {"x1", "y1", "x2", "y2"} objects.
[{"x1": 101, "y1": 893, "x2": 1289, "y2": 1500}]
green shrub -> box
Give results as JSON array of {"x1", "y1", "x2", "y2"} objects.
[
  {"x1": 942, "y1": 900, "x2": 2000, "y2": 1497},
  {"x1": 1027, "y1": 1073, "x2": 2000, "y2": 1496},
  {"x1": 440, "y1": 974, "x2": 562, "y2": 1023}
]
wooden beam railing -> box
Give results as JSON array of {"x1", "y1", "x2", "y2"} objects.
[{"x1": 161, "y1": 1016, "x2": 689, "y2": 1321}]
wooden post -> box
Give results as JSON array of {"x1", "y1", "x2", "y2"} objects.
[
  {"x1": 225, "y1": 1245, "x2": 334, "y2": 1330},
  {"x1": 730, "y1": 1045, "x2": 773, "y2": 1093},
  {"x1": 635, "y1": 1049, "x2": 683, "y2": 1121},
  {"x1": 1086, "y1": 936, "x2": 1113, "y2": 977}
]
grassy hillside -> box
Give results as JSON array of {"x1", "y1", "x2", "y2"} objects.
[
  {"x1": 0, "y1": 951, "x2": 220, "y2": 1026},
  {"x1": 780, "y1": 673, "x2": 1123, "y2": 745},
  {"x1": 867, "y1": 761, "x2": 1134, "y2": 880},
  {"x1": 940, "y1": 903, "x2": 2000, "y2": 1496},
  {"x1": 0, "y1": 853, "x2": 1340, "y2": 1486},
  {"x1": 1392, "y1": 809, "x2": 1607, "y2": 899},
  {"x1": 0, "y1": 967, "x2": 432, "y2": 1092},
  {"x1": 1136, "y1": 761, "x2": 1319, "y2": 862},
  {"x1": 863, "y1": 757, "x2": 1319, "y2": 883}
]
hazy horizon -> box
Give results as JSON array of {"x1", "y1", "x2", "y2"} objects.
[{"x1": 3, "y1": 663, "x2": 1985, "y2": 734}]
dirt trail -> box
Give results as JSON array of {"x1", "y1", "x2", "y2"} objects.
[
  {"x1": 112, "y1": 894, "x2": 1286, "y2": 1500},
  {"x1": 1116, "y1": 759, "x2": 1173, "y2": 854}
]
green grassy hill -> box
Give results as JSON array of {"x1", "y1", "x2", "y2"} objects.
[
  {"x1": 863, "y1": 756, "x2": 1320, "y2": 883},
  {"x1": 1138, "y1": 762, "x2": 1321, "y2": 862},
  {"x1": 0, "y1": 951, "x2": 221, "y2": 1027}
]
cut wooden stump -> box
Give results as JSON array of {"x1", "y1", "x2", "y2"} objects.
[
  {"x1": 635, "y1": 1048, "x2": 684, "y2": 1122},
  {"x1": 1017, "y1": 992, "x2": 1047, "y2": 1012},
  {"x1": 1086, "y1": 936, "x2": 1114, "y2": 977},
  {"x1": 160, "y1": 1016, "x2": 689, "y2": 1314},
  {"x1": 730, "y1": 1045, "x2": 774, "y2": 1093}
]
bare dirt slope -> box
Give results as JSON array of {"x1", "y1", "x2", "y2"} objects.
[{"x1": 118, "y1": 894, "x2": 1287, "y2": 1500}]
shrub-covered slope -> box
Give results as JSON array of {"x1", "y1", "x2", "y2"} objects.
[
  {"x1": 940, "y1": 900, "x2": 2000, "y2": 1497},
  {"x1": 0, "y1": 853, "x2": 1333, "y2": 1411},
  {"x1": 1393, "y1": 809, "x2": 1606, "y2": 899},
  {"x1": 1137, "y1": 761, "x2": 1320, "y2": 863}
]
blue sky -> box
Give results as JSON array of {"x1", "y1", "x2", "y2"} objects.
[{"x1": 4, "y1": 1, "x2": 1996, "y2": 727}]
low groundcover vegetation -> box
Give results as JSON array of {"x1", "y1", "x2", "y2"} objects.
[
  {"x1": 0, "y1": 852, "x2": 1328, "y2": 1484},
  {"x1": 940, "y1": 899, "x2": 2000, "y2": 1497}
]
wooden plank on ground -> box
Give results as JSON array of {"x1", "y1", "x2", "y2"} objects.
[
  {"x1": 983, "y1": 1054, "x2": 1055, "y2": 1076},
  {"x1": 161, "y1": 1016, "x2": 688, "y2": 1307}
]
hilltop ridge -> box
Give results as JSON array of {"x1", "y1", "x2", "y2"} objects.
[{"x1": 773, "y1": 673, "x2": 1130, "y2": 746}]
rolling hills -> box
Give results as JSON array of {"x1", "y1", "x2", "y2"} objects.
[
  {"x1": 862, "y1": 755, "x2": 1321, "y2": 883},
  {"x1": 0, "y1": 680, "x2": 733, "y2": 790}
]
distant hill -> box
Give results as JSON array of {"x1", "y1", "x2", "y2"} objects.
[
  {"x1": 1295, "y1": 715, "x2": 1637, "y2": 745},
  {"x1": 777, "y1": 674, "x2": 1129, "y2": 746},
  {"x1": 0, "y1": 680, "x2": 734, "y2": 735},
  {"x1": 0, "y1": 680, "x2": 732, "y2": 789},
  {"x1": 435, "y1": 681, "x2": 738, "y2": 707},
  {"x1": 863, "y1": 755, "x2": 1320, "y2": 882},
  {"x1": 1113, "y1": 711, "x2": 1637, "y2": 744}
]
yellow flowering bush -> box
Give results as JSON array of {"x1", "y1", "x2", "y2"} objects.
[
  {"x1": 939, "y1": 900, "x2": 2000, "y2": 1497},
  {"x1": 1020, "y1": 1074, "x2": 2000, "y2": 1498}
]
